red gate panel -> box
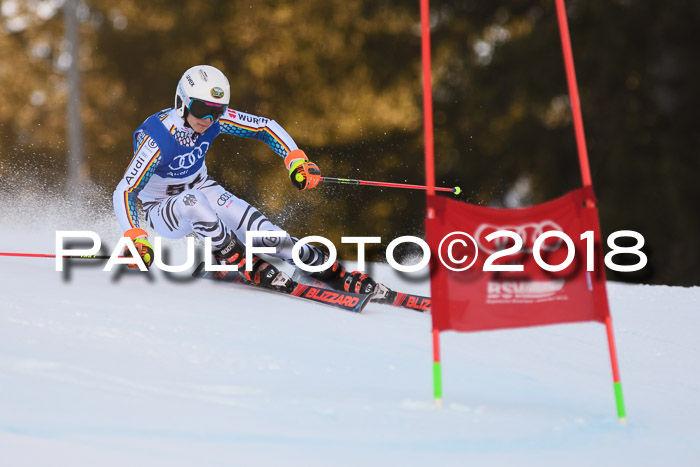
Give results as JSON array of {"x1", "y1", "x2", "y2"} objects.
[{"x1": 426, "y1": 187, "x2": 610, "y2": 332}]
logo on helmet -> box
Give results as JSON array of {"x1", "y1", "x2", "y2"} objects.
[{"x1": 211, "y1": 87, "x2": 224, "y2": 99}]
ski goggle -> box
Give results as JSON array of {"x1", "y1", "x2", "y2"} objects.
[{"x1": 187, "y1": 98, "x2": 227, "y2": 121}]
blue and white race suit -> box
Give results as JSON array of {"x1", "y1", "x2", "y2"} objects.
[{"x1": 113, "y1": 107, "x2": 324, "y2": 266}]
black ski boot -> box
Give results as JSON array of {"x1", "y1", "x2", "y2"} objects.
[
  {"x1": 214, "y1": 236, "x2": 295, "y2": 293},
  {"x1": 310, "y1": 254, "x2": 379, "y2": 295},
  {"x1": 214, "y1": 235, "x2": 247, "y2": 268}
]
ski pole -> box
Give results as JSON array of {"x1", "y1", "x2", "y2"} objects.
[
  {"x1": 320, "y1": 177, "x2": 461, "y2": 195},
  {"x1": 0, "y1": 252, "x2": 117, "y2": 259}
]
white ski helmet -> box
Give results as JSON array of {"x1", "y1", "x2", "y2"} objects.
[{"x1": 174, "y1": 65, "x2": 230, "y2": 119}]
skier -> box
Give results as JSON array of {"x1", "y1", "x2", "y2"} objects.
[{"x1": 113, "y1": 64, "x2": 389, "y2": 299}]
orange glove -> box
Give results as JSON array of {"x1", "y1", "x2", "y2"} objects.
[
  {"x1": 123, "y1": 228, "x2": 154, "y2": 269},
  {"x1": 285, "y1": 149, "x2": 321, "y2": 191}
]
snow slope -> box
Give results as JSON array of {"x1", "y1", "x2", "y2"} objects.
[{"x1": 1, "y1": 200, "x2": 699, "y2": 466}]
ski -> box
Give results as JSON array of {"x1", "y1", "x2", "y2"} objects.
[
  {"x1": 193, "y1": 262, "x2": 371, "y2": 313},
  {"x1": 291, "y1": 270, "x2": 431, "y2": 312},
  {"x1": 385, "y1": 291, "x2": 431, "y2": 312}
]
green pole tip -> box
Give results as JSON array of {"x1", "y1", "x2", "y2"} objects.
[{"x1": 453, "y1": 186, "x2": 462, "y2": 195}]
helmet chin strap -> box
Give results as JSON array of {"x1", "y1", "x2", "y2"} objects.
[
  {"x1": 176, "y1": 95, "x2": 199, "y2": 133},
  {"x1": 181, "y1": 110, "x2": 206, "y2": 136}
]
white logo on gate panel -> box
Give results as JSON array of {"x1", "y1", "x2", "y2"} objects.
[
  {"x1": 486, "y1": 280, "x2": 568, "y2": 304},
  {"x1": 474, "y1": 220, "x2": 564, "y2": 254}
]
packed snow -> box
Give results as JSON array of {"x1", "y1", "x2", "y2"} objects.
[{"x1": 1, "y1": 197, "x2": 699, "y2": 466}]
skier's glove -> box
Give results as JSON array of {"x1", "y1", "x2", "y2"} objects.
[
  {"x1": 123, "y1": 228, "x2": 154, "y2": 269},
  {"x1": 286, "y1": 149, "x2": 321, "y2": 191}
]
